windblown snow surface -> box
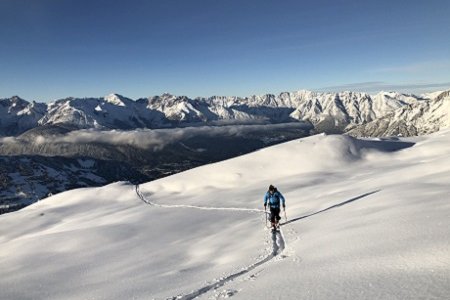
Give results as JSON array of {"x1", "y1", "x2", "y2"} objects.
[{"x1": 1, "y1": 130, "x2": 449, "y2": 299}]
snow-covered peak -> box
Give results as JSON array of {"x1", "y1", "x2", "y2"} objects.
[
  {"x1": 161, "y1": 92, "x2": 175, "y2": 98},
  {"x1": 9, "y1": 95, "x2": 28, "y2": 103},
  {"x1": 0, "y1": 96, "x2": 29, "y2": 110},
  {"x1": 0, "y1": 96, "x2": 46, "y2": 136},
  {"x1": 104, "y1": 93, "x2": 131, "y2": 106}
]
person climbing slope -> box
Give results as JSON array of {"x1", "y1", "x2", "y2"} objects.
[{"x1": 264, "y1": 184, "x2": 286, "y2": 231}]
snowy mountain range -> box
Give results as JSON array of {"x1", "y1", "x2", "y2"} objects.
[{"x1": 1, "y1": 89, "x2": 449, "y2": 137}]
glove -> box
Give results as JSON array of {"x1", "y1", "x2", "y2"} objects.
[
  {"x1": 264, "y1": 204, "x2": 267, "y2": 209},
  {"x1": 283, "y1": 204, "x2": 286, "y2": 209}
]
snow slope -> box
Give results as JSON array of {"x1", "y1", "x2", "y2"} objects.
[{"x1": 1, "y1": 130, "x2": 449, "y2": 299}]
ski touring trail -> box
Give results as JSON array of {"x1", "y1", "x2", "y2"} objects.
[
  {"x1": 135, "y1": 185, "x2": 287, "y2": 300},
  {"x1": 136, "y1": 185, "x2": 263, "y2": 213}
]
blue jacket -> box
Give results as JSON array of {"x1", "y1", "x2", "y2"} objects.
[{"x1": 264, "y1": 190, "x2": 285, "y2": 208}]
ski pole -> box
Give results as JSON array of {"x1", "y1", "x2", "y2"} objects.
[
  {"x1": 265, "y1": 206, "x2": 268, "y2": 227},
  {"x1": 284, "y1": 207, "x2": 288, "y2": 222}
]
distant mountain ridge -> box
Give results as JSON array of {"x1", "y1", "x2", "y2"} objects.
[
  {"x1": 1, "y1": 89, "x2": 449, "y2": 137},
  {"x1": 347, "y1": 90, "x2": 450, "y2": 137}
]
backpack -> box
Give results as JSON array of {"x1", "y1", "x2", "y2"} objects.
[{"x1": 270, "y1": 188, "x2": 280, "y2": 207}]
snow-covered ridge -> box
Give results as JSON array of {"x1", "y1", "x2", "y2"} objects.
[
  {"x1": 0, "y1": 96, "x2": 47, "y2": 136},
  {"x1": 348, "y1": 91, "x2": 450, "y2": 137},
  {"x1": 1, "y1": 90, "x2": 448, "y2": 136}
]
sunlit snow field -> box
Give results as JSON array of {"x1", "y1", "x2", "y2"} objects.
[{"x1": 1, "y1": 130, "x2": 449, "y2": 299}]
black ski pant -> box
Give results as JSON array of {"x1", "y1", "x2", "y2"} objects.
[{"x1": 269, "y1": 207, "x2": 281, "y2": 223}]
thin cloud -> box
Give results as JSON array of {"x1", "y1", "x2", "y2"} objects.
[
  {"x1": 0, "y1": 123, "x2": 310, "y2": 151},
  {"x1": 315, "y1": 81, "x2": 450, "y2": 95},
  {"x1": 372, "y1": 60, "x2": 450, "y2": 74}
]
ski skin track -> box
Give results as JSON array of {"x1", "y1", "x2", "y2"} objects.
[
  {"x1": 135, "y1": 185, "x2": 263, "y2": 213},
  {"x1": 134, "y1": 185, "x2": 287, "y2": 300}
]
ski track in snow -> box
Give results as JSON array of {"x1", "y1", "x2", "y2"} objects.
[
  {"x1": 135, "y1": 185, "x2": 286, "y2": 300},
  {"x1": 135, "y1": 185, "x2": 263, "y2": 213}
]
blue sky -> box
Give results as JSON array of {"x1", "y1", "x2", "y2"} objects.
[{"x1": 1, "y1": 0, "x2": 449, "y2": 102}]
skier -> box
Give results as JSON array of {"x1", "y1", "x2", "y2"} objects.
[{"x1": 264, "y1": 184, "x2": 286, "y2": 231}]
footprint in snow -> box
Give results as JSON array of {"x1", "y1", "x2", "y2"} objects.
[
  {"x1": 243, "y1": 270, "x2": 263, "y2": 282},
  {"x1": 211, "y1": 289, "x2": 239, "y2": 299}
]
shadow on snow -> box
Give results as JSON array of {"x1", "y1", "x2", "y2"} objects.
[{"x1": 281, "y1": 190, "x2": 380, "y2": 226}]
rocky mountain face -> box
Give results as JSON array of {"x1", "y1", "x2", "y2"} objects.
[{"x1": 2, "y1": 90, "x2": 445, "y2": 137}]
